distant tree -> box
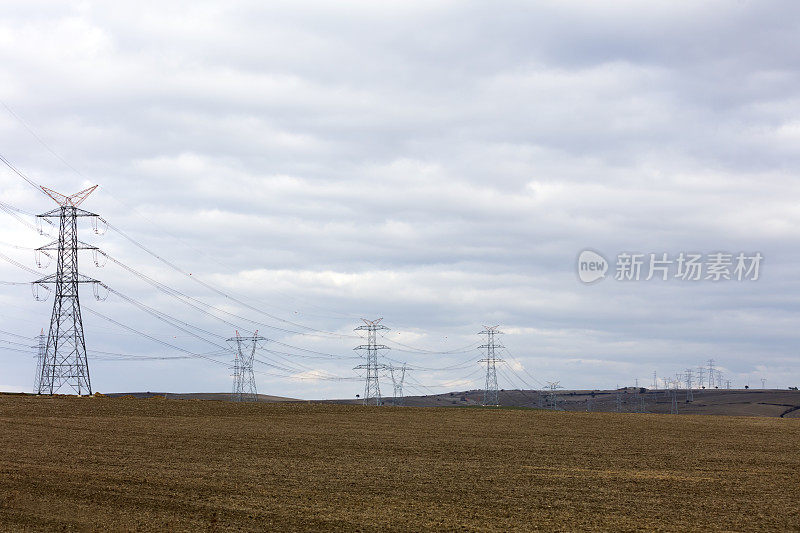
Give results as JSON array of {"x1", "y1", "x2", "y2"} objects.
[{"x1": 744, "y1": 385, "x2": 749, "y2": 389}]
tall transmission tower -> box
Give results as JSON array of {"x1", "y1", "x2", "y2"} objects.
[
  {"x1": 697, "y1": 366, "x2": 705, "y2": 389},
  {"x1": 34, "y1": 186, "x2": 101, "y2": 395},
  {"x1": 354, "y1": 318, "x2": 389, "y2": 405},
  {"x1": 478, "y1": 325, "x2": 504, "y2": 406},
  {"x1": 388, "y1": 363, "x2": 409, "y2": 406},
  {"x1": 652, "y1": 371, "x2": 658, "y2": 390},
  {"x1": 32, "y1": 329, "x2": 46, "y2": 393},
  {"x1": 227, "y1": 331, "x2": 265, "y2": 402}
]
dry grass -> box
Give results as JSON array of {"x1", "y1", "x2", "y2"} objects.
[{"x1": 1, "y1": 395, "x2": 798, "y2": 531}]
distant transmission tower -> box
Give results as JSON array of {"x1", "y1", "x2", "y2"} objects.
[
  {"x1": 670, "y1": 389, "x2": 679, "y2": 414},
  {"x1": 697, "y1": 366, "x2": 705, "y2": 389},
  {"x1": 546, "y1": 381, "x2": 563, "y2": 410},
  {"x1": 227, "y1": 331, "x2": 265, "y2": 402},
  {"x1": 707, "y1": 359, "x2": 716, "y2": 388},
  {"x1": 632, "y1": 387, "x2": 647, "y2": 413},
  {"x1": 478, "y1": 325, "x2": 504, "y2": 406},
  {"x1": 34, "y1": 186, "x2": 101, "y2": 395},
  {"x1": 354, "y1": 318, "x2": 389, "y2": 405},
  {"x1": 388, "y1": 363, "x2": 409, "y2": 406},
  {"x1": 684, "y1": 369, "x2": 694, "y2": 402},
  {"x1": 32, "y1": 329, "x2": 46, "y2": 393},
  {"x1": 652, "y1": 371, "x2": 658, "y2": 390}
]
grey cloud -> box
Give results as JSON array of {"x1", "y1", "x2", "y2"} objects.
[{"x1": 1, "y1": 1, "x2": 799, "y2": 396}]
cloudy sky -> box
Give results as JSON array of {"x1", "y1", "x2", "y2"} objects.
[{"x1": 1, "y1": 0, "x2": 799, "y2": 398}]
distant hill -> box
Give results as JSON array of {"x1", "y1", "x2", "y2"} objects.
[
  {"x1": 8, "y1": 388, "x2": 799, "y2": 417},
  {"x1": 103, "y1": 392, "x2": 300, "y2": 402},
  {"x1": 370, "y1": 388, "x2": 800, "y2": 417}
]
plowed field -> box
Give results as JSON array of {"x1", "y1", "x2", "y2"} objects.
[{"x1": 1, "y1": 395, "x2": 798, "y2": 531}]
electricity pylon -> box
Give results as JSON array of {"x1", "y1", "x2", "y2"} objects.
[
  {"x1": 388, "y1": 363, "x2": 409, "y2": 406},
  {"x1": 354, "y1": 318, "x2": 389, "y2": 405},
  {"x1": 707, "y1": 359, "x2": 716, "y2": 388},
  {"x1": 684, "y1": 369, "x2": 694, "y2": 402},
  {"x1": 34, "y1": 185, "x2": 101, "y2": 395},
  {"x1": 478, "y1": 325, "x2": 504, "y2": 406},
  {"x1": 227, "y1": 330, "x2": 265, "y2": 402},
  {"x1": 546, "y1": 381, "x2": 563, "y2": 410},
  {"x1": 32, "y1": 329, "x2": 45, "y2": 393},
  {"x1": 670, "y1": 389, "x2": 679, "y2": 414}
]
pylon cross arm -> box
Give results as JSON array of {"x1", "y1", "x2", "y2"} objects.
[{"x1": 41, "y1": 185, "x2": 98, "y2": 207}]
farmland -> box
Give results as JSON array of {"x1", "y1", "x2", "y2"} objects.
[{"x1": 1, "y1": 394, "x2": 799, "y2": 531}]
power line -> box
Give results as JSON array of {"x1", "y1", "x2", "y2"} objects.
[
  {"x1": 99, "y1": 218, "x2": 359, "y2": 340},
  {"x1": 0, "y1": 152, "x2": 47, "y2": 195}
]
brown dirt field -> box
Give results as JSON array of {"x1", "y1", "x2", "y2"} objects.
[{"x1": 1, "y1": 396, "x2": 799, "y2": 531}]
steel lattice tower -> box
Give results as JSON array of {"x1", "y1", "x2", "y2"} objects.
[
  {"x1": 34, "y1": 186, "x2": 100, "y2": 395},
  {"x1": 707, "y1": 359, "x2": 716, "y2": 388},
  {"x1": 228, "y1": 331, "x2": 265, "y2": 402},
  {"x1": 684, "y1": 368, "x2": 694, "y2": 402},
  {"x1": 546, "y1": 381, "x2": 563, "y2": 410},
  {"x1": 32, "y1": 329, "x2": 46, "y2": 393},
  {"x1": 354, "y1": 318, "x2": 389, "y2": 405},
  {"x1": 388, "y1": 363, "x2": 408, "y2": 406},
  {"x1": 670, "y1": 389, "x2": 679, "y2": 414},
  {"x1": 478, "y1": 325, "x2": 504, "y2": 406}
]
